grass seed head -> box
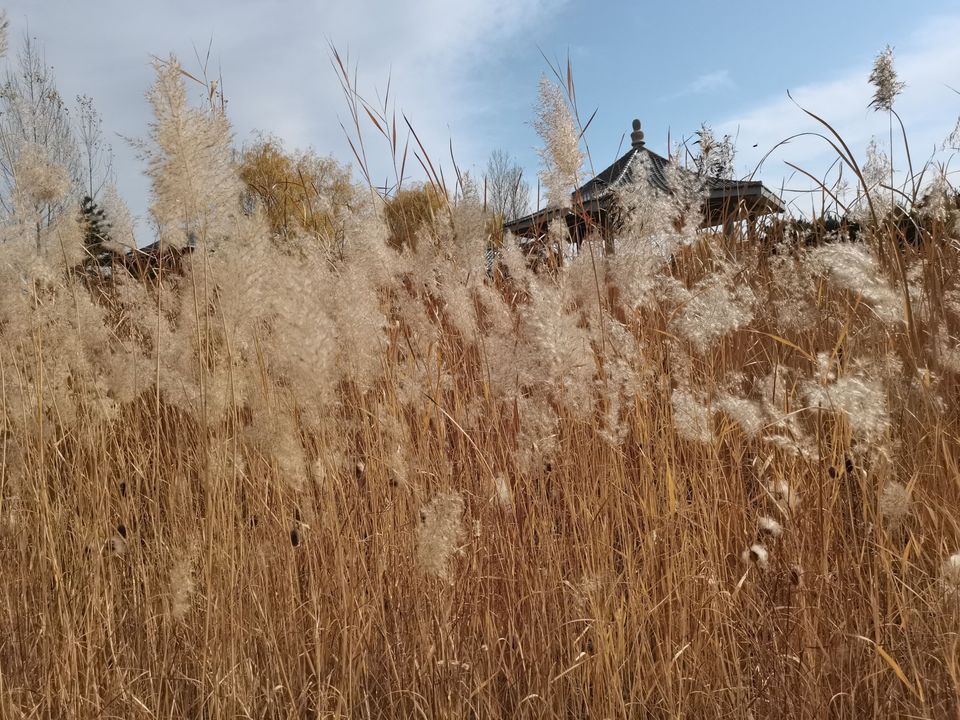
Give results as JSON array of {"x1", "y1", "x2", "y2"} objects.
[
  {"x1": 942, "y1": 553, "x2": 960, "y2": 594},
  {"x1": 741, "y1": 543, "x2": 770, "y2": 570},
  {"x1": 417, "y1": 492, "x2": 466, "y2": 582},
  {"x1": 878, "y1": 481, "x2": 912, "y2": 525},
  {"x1": 758, "y1": 516, "x2": 783, "y2": 539},
  {"x1": 766, "y1": 478, "x2": 800, "y2": 515},
  {"x1": 869, "y1": 45, "x2": 905, "y2": 112},
  {"x1": 169, "y1": 555, "x2": 196, "y2": 621}
]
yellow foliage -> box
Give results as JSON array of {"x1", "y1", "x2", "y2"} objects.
[
  {"x1": 384, "y1": 184, "x2": 447, "y2": 250},
  {"x1": 239, "y1": 137, "x2": 354, "y2": 246}
]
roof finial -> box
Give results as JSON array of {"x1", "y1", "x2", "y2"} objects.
[{"x1": 630, "y1": 118, "x2": 645, "y2": 149}]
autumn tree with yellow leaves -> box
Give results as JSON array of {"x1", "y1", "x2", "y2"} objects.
[
  {"x1": 383, "y1": 183, "x2": 447, "y2": 251},
  {"x1": 239, "y1": 136, "x2": 355, "y2": 248}
]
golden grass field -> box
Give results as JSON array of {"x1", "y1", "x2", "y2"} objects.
[{"x1": 1, "y1": 43, "x2": 960, "y2": 720}]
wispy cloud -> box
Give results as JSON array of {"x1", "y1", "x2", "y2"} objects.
[
  {"x1": 689, "y1": 70, "x2": 735, "y2": 95},
  {"x1": 663, "y1": 69, "x2": 735, "y2": 101}
]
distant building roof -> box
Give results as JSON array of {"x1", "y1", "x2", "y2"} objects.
[{"x1": 506, "y1": 119, "x2": 784, "y2": 237}]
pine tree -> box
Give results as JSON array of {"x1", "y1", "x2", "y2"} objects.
[{"x1": 79, "y1": 194, "x2": 111, "y2": 264}]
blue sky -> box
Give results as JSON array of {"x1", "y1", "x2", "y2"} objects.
[{"x1": 5, "y1": 0, "x2": 960, "y2": 236}]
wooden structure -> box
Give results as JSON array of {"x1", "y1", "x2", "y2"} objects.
[
  {"x1": 505, "y1": 119, "x2": 784, "y2": 248},
  {"x1": 120, "y1": 238, "x2": 195, "y2": 282}
]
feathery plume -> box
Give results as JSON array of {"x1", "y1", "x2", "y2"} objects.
[
  {"x1": 671, "y1": 388, "x2": 714, "y2": 444},
  {"x1": 533, "y1": 77, "x2": 583, "y2": 209},
  {"x1": 767, "y1": 478, "x2": 800, "y2": 515},
  {"x1": 868, "y1": 45, "x2": 905, "y2": 112},
  {"x1": 942, "y1": 553, "x2": 960, "y2": 594},
  {"x1": 417, "y1": 492, "x2": 466, "y2": 581},
  {"x1": 810, "y1": 242, "x2": 901, "y2": 325},
  {"x1": 616, "y1": 151, "x2": 667, "y2": 224},
  {"x1": 169, "y1": 555, "x2": 196, "y2": 620},
  {"x1": 109, "y1": 534, "x2": 127, "y2": 557},
  {"x1": 493, "y1": 475, "x2": 513, "y2": 512},
  {"x1": 0, "y1": 11, "x2": 8, "y2": 58},
  {"x1": 14, "y1": 142, "x2": 71, "y2": 207},
  {"x1": 804, "y1": 374, "x2": 890, "y2": 444},
  {"x1": 694, "y1": 124, "x2": 735, "y2": 180},
  {"x1": 717, "y1": 393, "x2": 767, "y2": 437},
  {"x1": 143, "y1": 56, "x2": 242, "y2": 248},
  {"x1": 672, "y1": 273, "x2": 755, "y2": 354},
  {"x1": 946, "y1": 116, "x2": 960, "y2": 151},
  {"x1": 758, "y1": 516, "x2": 783, "y2": 539},
  {"x1": 741, "y1": 543, "x2": 769, "y2": 570},
  {"x1": 547, "y1": 216, "x2": 570, "y2": 248},
  {"x1": 878, "y1": 481, "x2": 912, "y2": 525},
  {"x1": 98, "y1": 184, "x2": 137, "y2": 253}
]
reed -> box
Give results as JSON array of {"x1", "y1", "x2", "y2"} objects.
[{"x1": 1, "y1": 39, "x2": 959, "y2": 720}]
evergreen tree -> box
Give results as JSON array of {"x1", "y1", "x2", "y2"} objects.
[{"x1": 78, "y1": 194, "x2": 111, "y2": 263}]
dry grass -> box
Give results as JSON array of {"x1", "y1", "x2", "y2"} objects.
[{"x1": 1, "y1": 53, "x2": 960, "y2": 720}]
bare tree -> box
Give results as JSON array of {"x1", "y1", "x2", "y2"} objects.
[
  {"x1": 76, "y1": 94, "x2": 113, "y2": 201},
  {"x1": 485, "y1": 149, "x2": 530, "y2": 222},
  {"x1": 0, "y1": 11, "x2": 8, "y2": 60},
  {"x1": 0, "y1": 34, "x2": 83, "y2": 232}
]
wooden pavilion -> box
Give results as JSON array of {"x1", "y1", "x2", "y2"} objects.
[{"x1": 504, "y1": 119, "x2": 784, "y2": 250}]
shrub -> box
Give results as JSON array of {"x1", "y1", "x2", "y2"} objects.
[{"x1": 383, "y1": 182, "x2": 446, "y2": 250}]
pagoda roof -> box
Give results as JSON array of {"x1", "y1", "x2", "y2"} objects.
[{"x1": 506, "y1": 119, "x2": 784, "y2": 237}]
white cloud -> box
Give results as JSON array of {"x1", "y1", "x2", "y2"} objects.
[
  {"x1": 662, "y1": 69, "x2": 734, "y2": 102},
  {"x1": 688, "y1": 70, "x2": 734, "y2": 95},
  {"x1": 717, "y1": 13, "x2": 960, "y2": 214}
]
